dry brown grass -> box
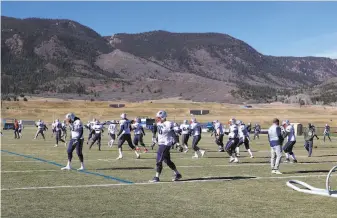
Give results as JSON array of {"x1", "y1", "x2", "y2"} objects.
[{"x1": 1, "y1": 98, "x2": 337, "y2": 127}]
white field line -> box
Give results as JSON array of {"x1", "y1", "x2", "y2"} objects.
[
  {"x1": 2, "y1": 170, "x2": 59, "y2": 173},
  {"x1": 1, "y1": 162, "x2": 333, "y2": 173},
  {"x1": 2, "y1": 174, "x2": 336, "y2": 191}
]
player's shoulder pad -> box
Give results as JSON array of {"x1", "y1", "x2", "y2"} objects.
[
  {"x1": 164, "y1": 121, "x2": 173, "y2": 128},
  {"x1": 74, "y1": 120, "x2": 82, "y2": 125}
]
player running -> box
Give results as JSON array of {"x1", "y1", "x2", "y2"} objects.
[
  {"x1": 189, "y1": 118, "x2": 206, "y2": 159},
  {"x1": 323, "y1": 124, "x2": 332, "y2": 143},
  {"x1": 54, "y1": 119, "x2": 66, "y2": 147},
  {"x1": 116, "y1": 113, "x2": 140, "y2": 160},
  {"x1": 225, "y1": 118, "x2": 239, "y2": 163},
  {"x1": 108, "y1": 120, "x2": 118, "y2": 147},
  {"x1": 149, "y1": 110, "x2": 182, "y2": 183},
  {"x1": 34, "y1": 119, "x2": 46, "y2": 140},
  {"x1": 180, "y1": 120, "x2": 190, "y2": 153},
  {"x1": 89, "y1": 120, "x2": 104, "y2": 151},
  {"x1": 213, "y1": 120, "x2": 225, "y2": 152},
  {"x1": 61, "y1": 113, "x2": 85, "y2": 171},
  {"x1": 132, "y1": 118, "x2": 148, "y2": 153},
  {"x1": 282, "y1": 120, "x2": 297, "y2": 163},
  {"x1": 236, "y1": 120, "x2": 254, "y2": 158}
]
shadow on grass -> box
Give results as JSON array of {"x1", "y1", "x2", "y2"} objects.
[
  {"x1": 96, "y1": 167, "x2": 154, "y2": 171},
  {"x1": 178, "y1": 176, "x2": 256, "y2": 182},
  {"x1": 314, "y1": 154, "x2": 337, "y2": 157},
  {"x1": 284, "y1": 170, "x2": 331, "y2": 174}
]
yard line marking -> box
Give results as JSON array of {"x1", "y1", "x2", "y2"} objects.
[
  {"x1": 0, "y1": 150, "x2": 133, "y2": 184},
  {"x1": 2, "y1": 174, "x2": 336, "y2": 191},
  {"x1": 2, "y1": 170, "x2": 59, "y2": 173}
]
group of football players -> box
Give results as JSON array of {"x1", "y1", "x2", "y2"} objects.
[{"x1": 11, "y1": 111, "x2": 333, "y2": 182}]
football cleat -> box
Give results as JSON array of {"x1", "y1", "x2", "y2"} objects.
[
  {"x1": 172, "y1": 174, "x2": 182, "y2": 182},
  {"x1": 149, "y1": 177, "x2": 160, "y2": 183},
  {"x1": 61, "y1": 166, "x2": 71, "y2": 170}
]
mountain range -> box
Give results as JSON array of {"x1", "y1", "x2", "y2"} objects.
[{"x1": 2, "y1": 16, "x2": 337, "y2": 103}]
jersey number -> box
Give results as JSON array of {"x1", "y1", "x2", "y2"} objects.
[{"x1": 158, "y1": 126, "x2": 163, "y2": 135}]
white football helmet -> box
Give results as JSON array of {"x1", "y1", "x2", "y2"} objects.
[
  {"x1": 156, "y1": 111, "x2": 167, "y2": 120},
  {"x1": 229, "y1": 118, "x2": 236, "y2": 125},
  {"x1": 65, "y1": 113, "x2": 75, "y2": 122}
]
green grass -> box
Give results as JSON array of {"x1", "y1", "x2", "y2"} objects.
[{"x1": 1, "y1": 127, "x2": 337, "y2": 218}]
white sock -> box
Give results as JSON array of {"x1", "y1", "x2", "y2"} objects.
[
  {"x1": 155, "y1": 172, "x2": 160, "y2": 178},
  {"x1": 67, "y1": 161, "x2": 71, "y2": 168},
  {"x1": 236, "y1": 147, "x2": 240, "y2": 154},
  {"x1": 111, "y1": 140, "x2": 114, "y2": 145},
  {"x1": 291, "y1": 154, "x2": 296, "y2": 160},
  {"x1": 118, "y1": 148, "x2": 123, "y2": 157},
  {"x1": 134, "y1": 150, "x2": 139, "y2": 155},
  {"x1": 194, "y1": 151, "x2": 198, "y2": 156},
  {"x1": 174, "y1": 170, "x2": 180, "y2": 175},
  {"x1": 184, "y1": 145, "x2": 188, "y2": 149},
  {"x1": 80, "y1": 162, "x2": 84, "y2": 168},
  {"x1": 248, "y1": 149, "x2": 253, "y2": 156},
  {"x1": 285, "y1": 153, "x2": 290, "y2": 159}
]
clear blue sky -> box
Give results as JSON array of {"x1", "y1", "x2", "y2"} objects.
[{"x1": 2, "y1": 1, "x2": 337, "y2": 58}]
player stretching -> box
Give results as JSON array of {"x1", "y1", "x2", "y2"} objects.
[
  {"x1": 323, "y1": 124, "x2": 332, "y2": 143},
  {"x1": 282, "y1": 120, "x2": 297, "y2": 163},
  {"x1": 133, "y1": 118, "x2": 148, "y2": 153},
  {"x1": 149, "y1": 110, "x2": 182, "y2": 183},
  {"x1": 225, "y1": 118, "x2": 239, "y2": 163},
  {"x1": 34, "y1": 119, "x2": 46, "y2": 140},
  {"x1": 180, "y1": 120, "x2": 190, "y2": 153},
  {"x1": 61, "y1": 113, "x2": 85, "y2": 171},
  {"x1": 89, "y1": 120, "x2": 103, "y2": 151},
  {"x1": 54, "y1": 119, "x2": 66, "y2": 147},
  {"x1": 236, "y1": 120, "x2": 254, "y2": 158},
  {"x1": 190, "y1": 118, "x2": 206, "y2": 159},
  {"x1": 116, "y1": 113, "x2": 140, "y2": 160},
  {"x1": 108, "y1": 120, "x2": 118, "y2": 147}
]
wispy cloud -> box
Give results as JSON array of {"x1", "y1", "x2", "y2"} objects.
[
  {"x1": 314, "y1": 50, "x2": 337, "y2": 59},
  {"x1": 289, "y1": 32, "x2": 337, "y2": 58}
]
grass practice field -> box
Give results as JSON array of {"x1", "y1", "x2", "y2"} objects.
[
  {"x1": 1, "y1": 126, "x2": 336, "y2": 218},
  {"x1": 2, "y1": 99, "x2": 337, "y2": 127}
]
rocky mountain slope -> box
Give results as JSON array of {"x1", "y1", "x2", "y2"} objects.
[{"x1": 2, "y1": 16, "x2": 337, "y2": 103}]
